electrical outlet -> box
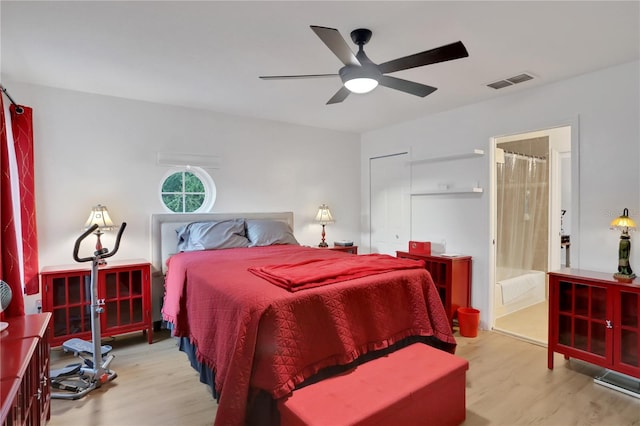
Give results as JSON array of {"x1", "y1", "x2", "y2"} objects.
[{"x1": 36, "y1": 299, "x2": 42, "y2": 312}]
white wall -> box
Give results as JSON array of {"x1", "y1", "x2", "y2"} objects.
[
  {"x1": 5, "y1": 81, "x2": 361, "y2": 314},
  {"x1": 360, "y1": 61, "x2": 640, "y2": 329}
]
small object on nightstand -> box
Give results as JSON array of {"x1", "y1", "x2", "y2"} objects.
[
  {"x1": 409, "y1": 241, "x2": 431, "y2": 255},
  {"x1": 334, "y1": 240, "x2": 354, "y2": 247}
]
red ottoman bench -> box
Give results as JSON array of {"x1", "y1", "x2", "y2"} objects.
[{"x1": 279, "y1": 343, "x2": 469, "y2": 426}]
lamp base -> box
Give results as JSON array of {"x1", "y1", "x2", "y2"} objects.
[
  {"x1": 318, "y1": 224, "x2": 328, "y2": 248},
  {"x1": 95, "y1": 232, "x2": 107, "y2": 266},
  {"x1": 614, "y1": 272, "x2": 636, "y2": 282}
]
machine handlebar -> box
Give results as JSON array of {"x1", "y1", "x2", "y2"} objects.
[{"x1": 73, "y1": 222, "x2": 127, "y2": 263}]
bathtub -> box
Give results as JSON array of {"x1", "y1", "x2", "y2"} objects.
[{"x1": 494, "y1": 269, "x2": 546, "y2": 318}]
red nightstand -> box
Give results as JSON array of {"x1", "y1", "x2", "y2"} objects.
[
  {"x1": 396, "y1": 251, "x2": 471, "y2": 327},
  {"x1": 320, "y1": 245, "x2": 358, "y2": 254}
]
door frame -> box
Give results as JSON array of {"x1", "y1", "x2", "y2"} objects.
[{"x1": 488, "y1": 116, "x2": 580, "y2": 330}]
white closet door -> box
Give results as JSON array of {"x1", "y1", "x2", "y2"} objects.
[{"x1": 370, "y1": 153, "x2": 410, "y2": 255}]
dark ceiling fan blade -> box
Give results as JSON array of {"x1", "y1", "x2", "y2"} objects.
[
  {"x1": 379, "y1": 75, "x2": 437, "y2": 97},
  {"x1": 326, "y1": 86, "x2": 351, "y2": 104},
  {"x1": 259, "y1": 74, "x2": 338, "y2": 80},
  {"x1": 310, "y1": 26, "x2": 360, "y2": 67},
  {"x1": 377, "y1": 41, "x2": 469, "y2": 74}
]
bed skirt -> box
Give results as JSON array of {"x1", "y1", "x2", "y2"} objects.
[{"x1": 177, "y1": 334, "x2": 453, "y2": 425}]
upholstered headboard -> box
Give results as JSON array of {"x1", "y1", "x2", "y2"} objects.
[{"x1": 150, "y1": 212, "x2": 294, "y2": 274}]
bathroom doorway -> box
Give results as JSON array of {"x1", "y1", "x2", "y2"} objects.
[{"x1": 492, "y1": 126, "x2": 571, "y2": 345}]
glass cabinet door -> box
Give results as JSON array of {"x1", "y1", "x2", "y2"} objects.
[
  {"x1": 103, "y1": 267, "x2": 145, "y2": 330},
  {"x1": 557, "y1": 280, "x2": 609, "y2": 358},
  {"x1": 49, "y1": 272, "x2": 92, "y2": 339},
  {"x1": 616, "y1": 290, "x2": 639, "y2": 370}
]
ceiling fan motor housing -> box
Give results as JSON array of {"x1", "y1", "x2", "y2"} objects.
[
  {"x1": 339, "y1": 64, "x2": 382, "y2": 85},
  {"x1": 350, "y1": 28, "x2": 373, "y2": 46}
]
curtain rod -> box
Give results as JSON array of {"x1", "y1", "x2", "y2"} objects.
[
  {"x1": 0, "y1": 84, "x2": 24, "y2": 114},
  {"x1": 502, "y1": 149, "x2": 546, "y2": 160}
]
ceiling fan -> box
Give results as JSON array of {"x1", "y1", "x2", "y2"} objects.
[{"x1": 259, "y1": 25, "x2": 469, "y2": 105}]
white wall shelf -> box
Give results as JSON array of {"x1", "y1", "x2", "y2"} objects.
[
  {"x1": 410, "y1": 149, "x2": 484, "y2": 165},
  {"x1": 411, "y1": 187, "x2": 484, "y2": 196}
]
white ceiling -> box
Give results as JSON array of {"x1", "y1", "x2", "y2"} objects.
[{"x1": 1, "y1": 1, "x2": 638, "y2": 134}]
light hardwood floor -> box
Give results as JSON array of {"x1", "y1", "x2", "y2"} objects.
[{"x1": 48, "y1": 330, "x2": 640, "y2": 426}]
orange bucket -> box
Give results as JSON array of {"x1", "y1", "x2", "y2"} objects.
[{"x1": 457, "y1": 307, "x2": 480, "y2": 337}]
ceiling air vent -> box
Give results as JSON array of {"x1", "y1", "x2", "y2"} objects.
[
  {"x1": 487, "y1": 72, "x2": 535, "y2": 90},
  {"x1": 506, "y1": 73, "x2": 534, "y2": 84},
  {"x1": 487, "y1": 80, "x2": 513, "y2": 90}
]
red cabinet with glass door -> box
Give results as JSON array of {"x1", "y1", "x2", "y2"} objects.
[
  {"x1": 548, "y1": 269, "x2": 639, "y2": 378},
  {"x1": 41, "y1": 259, "x2": 152, "y2": 347}
]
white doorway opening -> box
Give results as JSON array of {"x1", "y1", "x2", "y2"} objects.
[{"x1": 490, "y1": 124, "x2": 574, "y2": 345}]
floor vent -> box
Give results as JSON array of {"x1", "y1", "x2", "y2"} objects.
[{"x1": 487, "y1": 72, "x2": 535, "y2": 90}]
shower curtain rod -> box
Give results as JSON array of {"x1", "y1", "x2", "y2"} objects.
[
  {"x1": 502, "y1": 149, "x2": 546, "y2": 160},
  {"x1": 0, "y1": 84, "x2": 24, "y2": 114}
]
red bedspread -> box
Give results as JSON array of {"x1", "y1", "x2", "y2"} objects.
[{"x1": 162, "y1": 245, "x2": 456, "y2": 426}]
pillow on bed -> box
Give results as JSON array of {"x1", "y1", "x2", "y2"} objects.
[
  {"x1": 176, "y1": 219, "x2": 250, "y2": 251},
  {"x1": 245, "y1": 219, "x2": 299, "y2": 247}
]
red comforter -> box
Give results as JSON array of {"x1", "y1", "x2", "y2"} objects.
[{"x1": 162, "y1": 245, "x2": 456, "y2": 426}]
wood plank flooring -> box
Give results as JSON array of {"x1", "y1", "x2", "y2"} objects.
[{"x1": 48, "y1": 330, "x2": 640, "y2": 426}]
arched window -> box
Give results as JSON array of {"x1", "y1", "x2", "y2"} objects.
[{"x1": 160, "y1": 166, "x2": 216, "y2": 213}]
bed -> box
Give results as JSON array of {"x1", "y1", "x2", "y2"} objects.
[{"x1": 153, "y1": 212, "x2": 456, "y2": 426}]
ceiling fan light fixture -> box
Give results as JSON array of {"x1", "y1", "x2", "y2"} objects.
[
  {"x1": 339, "y1": 65, "x2": 381, "y2": 94},
  {"x1": 344, "y1": 77, "x2": 378, "y2": 94},
  {"x1": 260, "y1": 26, "x2": 468, "y2": 104}
]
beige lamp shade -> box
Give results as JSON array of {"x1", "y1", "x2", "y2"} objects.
[
  {"x1": 85, "y1": 204, "x2": 116, "y2": 231},
  {"x1": 314, "y1": 204, "x2": 335, "y2": 225}
]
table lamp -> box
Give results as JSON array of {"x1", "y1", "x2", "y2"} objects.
[
  {"x1": 84, "y1": 204, "x2": 116, "y2": 265},
  {"x1": 314, "y1": 204, "x2": 334, "y2": 247},
  {"x1": 611, "y1": 208, "x2": 636, "y2": 281}
]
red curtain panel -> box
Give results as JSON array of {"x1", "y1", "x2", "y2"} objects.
[
  {"x1": 1, "y1": 94, "x2": 38, "y2": 317},
  {"x1": 10, "y1": 104, "x2": 39, "y2": 296}
]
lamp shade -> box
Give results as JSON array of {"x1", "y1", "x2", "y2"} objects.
[
  {"x1": 85, "y1": 204, "x2": 116, "y2": 231},
  {"x1": 314, "y1": 204, "x2": 335, "y2": 225},
  {"x1": 610, "y1": 208, "x2": 637, "y2": 231}
]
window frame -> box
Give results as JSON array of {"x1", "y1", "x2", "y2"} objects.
[{"x1": 159, "y1": 166, "x2": 216, "y2": 213}]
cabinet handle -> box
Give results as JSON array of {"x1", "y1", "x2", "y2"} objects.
[
  {"x1": 36, "y1": 388, "x2": 42, "y2": 400},
  {"x1": 606, "y1": 320, "x2": 613, "y2": 329}
]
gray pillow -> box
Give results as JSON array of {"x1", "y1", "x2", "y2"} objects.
[
  {"x1": 176, "y1": 219, "x2": 250, "y2": 251},
  {"x1": 245, "y1": 219, "x2": 299, "y2": 247}
]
